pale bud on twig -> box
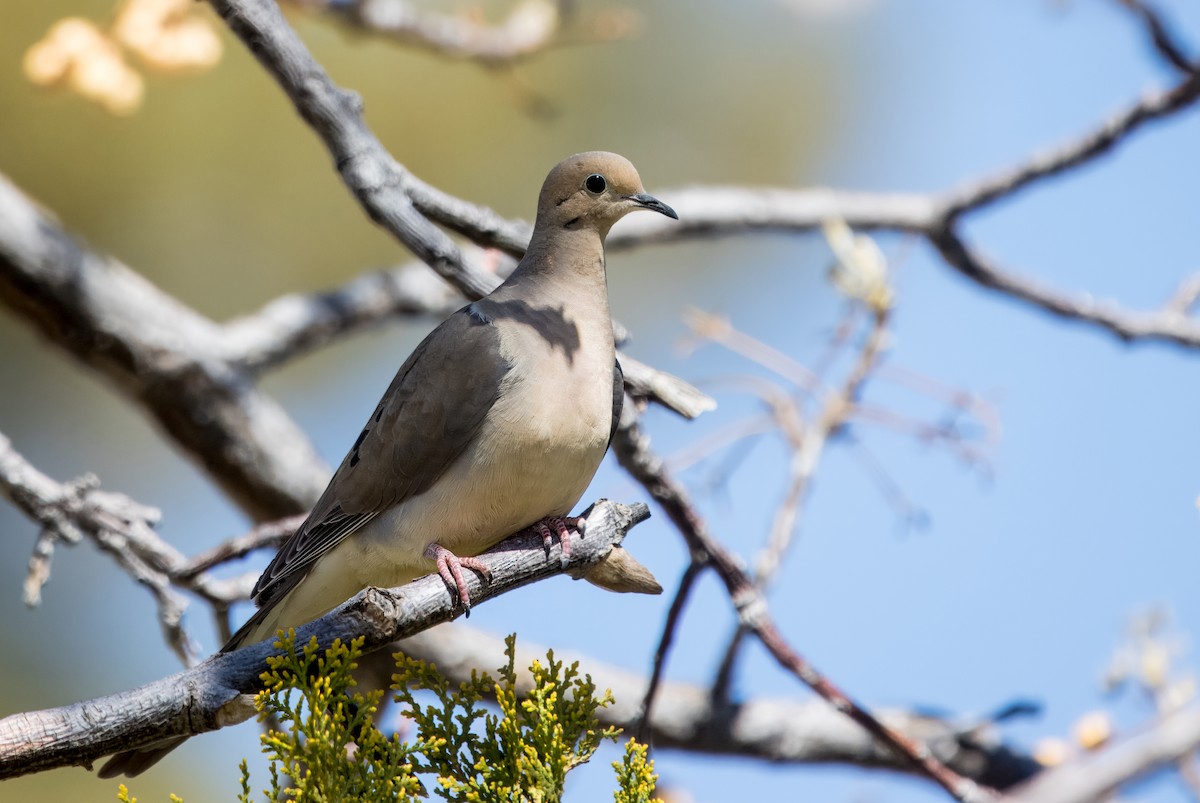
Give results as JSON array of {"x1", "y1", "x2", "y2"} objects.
[{"x1": 822, "y1": 218, "x2": 893, "y2": 313}]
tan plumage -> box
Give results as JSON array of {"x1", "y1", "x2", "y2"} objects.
[{"x1": 99, "y1": 152, "x2": 675, "y2": 778}]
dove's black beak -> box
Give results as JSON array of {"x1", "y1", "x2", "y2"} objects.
[{"x1": 627, "y1": 193, "x2": 678, "y2": 220}]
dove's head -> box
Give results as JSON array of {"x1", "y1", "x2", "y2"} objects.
[{"x1": 535, "y1": 152, "x2": 677, "y2": 239}]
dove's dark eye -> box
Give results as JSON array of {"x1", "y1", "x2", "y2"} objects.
[{"x1": 584, "y1": 174, "x2": 607, "y2": 194}]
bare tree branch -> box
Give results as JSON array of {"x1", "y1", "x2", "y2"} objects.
[
  {"x1": 930, "y1": 228, "x2": 1200, "y2": 349},
  {"x1": 0, "y1": 175, "x2": 329, "y2": 520},
  {"x1": 396, "y1": 622, "x2": 1040, "y2": 789},
  {"x1": 0, "y1": 433, "x2": 255, "y2": 664},
  {"x1": 938, "y1": 71, "x2": 1200, "y2": 219},
  {"x1": 606, "y1": 186, "x2": 939, "y2": 248},
  {"x1": 218, "y1": 260, "x2": 715, "y2": 419},
  {"x1": 174, "y1": 515, "x2": 305, "y2": 582},
  {"x1": 307, "y1": 0, "x2": 639, "y2": 68},
  {"x1": 692, "y1": 282, "x2": 894, "y2": 706},
  {"x1": 611, "y1": 412, "x2": 996, "y2": 803},
  {"x1": 208, "y1": 0, "x2": 500, "y2": 301},
  {"x1": 1009, "y1": 706, "x2": 1200, "y2": 803},
  {"x1": 635, "y1": 559, "x2": 704, "y2": 743},
  {"x1": 0, "y1": 436, "x2": 193, "y2": 660},
  {"x1": 619, "y1": 354, "x2": 717, "y2": 421},
  {"x1": 0, "y1": 499, "x2": 648, "y2": 779},
  {"x1": 1115, "y1": 0, "x2": 1196, "y2": 74},
  {"x1": 222, "y1": 258, "x2": 469, "y2": 373}
]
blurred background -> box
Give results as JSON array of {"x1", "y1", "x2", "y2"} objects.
[{"x1": 2, "y1": 0, "x2": 1200, "y2": 800}]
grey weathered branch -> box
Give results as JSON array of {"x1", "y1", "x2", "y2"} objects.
[
  {"x1": 307, "y1": 0, "x2": 638, "y2": 68},
  {"x1": 209, "y1": 0, "x2": 500, "y2": 302},
  {"x1": 0, "y1": 500, "x2": 648, "y2": 779},
  {"x1": 223, "y1": 257, "x2": 469, "y2": 373},
  {"x1": 1008, "y1": 706, "x2": 1200, "y2": 803},
  {"x1": 617, "y1": 354, "x2": 717, "y2": 420},
  {"x1": 0, "y1": 176, "x2": 329, "y2": 521},
  {"x1": 930, "y1": 228, "x2": 1200, "y2": 349},
  {"x1": 0, "y1": 432, "x2": 256, "y2": 664},
  {"x1": 394, "y1": 622, "x2": 1040, "y2": 790}
]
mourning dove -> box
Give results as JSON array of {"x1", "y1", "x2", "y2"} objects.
[{"x1": 99, "y1": 151, "x2": 675, "y2": 777}]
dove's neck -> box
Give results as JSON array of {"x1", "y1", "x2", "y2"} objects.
[{"x1": 498, "y1": 224, "x2": 610, "y2": 306}]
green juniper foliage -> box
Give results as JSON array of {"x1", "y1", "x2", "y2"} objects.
[
  {"x1": 118, "y1": 631, "x2": 659, "y2": 802},
  {"x1": 613, "y1": 741, "x2": 659, "y2": 803},
  {"x1": 116, "y1": 785, "x2": 182, "y2": 803},
  {"x1": 393, "y1": 633, "x2": 623, "y2": 801},
  {"x1": 248, "y1": 631, "x2": 424, "y2": 802}
]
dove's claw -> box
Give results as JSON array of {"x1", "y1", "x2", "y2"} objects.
[
  {"x1": 425, "y1": 543, "x2": 491, "y2": 612},
  {"x1": 532, "y1": 515, "x2": 586, "y2": 565}
]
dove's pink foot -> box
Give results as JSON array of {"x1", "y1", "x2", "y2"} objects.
[
  {"x1": 425, "y1": 543, "x2": 492, "y2": 612},
  {"x1": 533, "y1": 515, "x2": 586, "y2": 564}
]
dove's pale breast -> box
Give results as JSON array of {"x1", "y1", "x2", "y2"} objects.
[{"x1": 354, "y1": 287, "x2": 614, "y2": 573}]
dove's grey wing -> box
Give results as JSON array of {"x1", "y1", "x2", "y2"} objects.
[{"x1": 250, "y1": 307, "x2": 511, "y2": 611}]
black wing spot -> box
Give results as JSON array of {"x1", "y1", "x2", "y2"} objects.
[
  {"x1": 349, "y1": 427, "x2": 369, "y2": 467},
  {"x1": 564, "y1": 217, "x2": 581, "y2": 228}
]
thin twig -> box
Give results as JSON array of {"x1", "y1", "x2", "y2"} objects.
[
  {"x1": 611, "y1": 413, "x2": 995, "y2": 803},
  {"x1": 635, "y1": 560, "x2": 705, "y2": 743},
  {"x1": 876, "y1": 364, "x2": 1002, "y2": 446},
  {"x1": 929, "y1": 228, "x2": 1200, "y2": 349},
  {"x1": 938, "y1": 70, "x2": 1200, "y2": 219},
  {"x1": 0, "y1": 434, "x2": 295, "y2": 661},
  {"x1": 840, "y1": 435, "x2": 931, "y2": 529},
  {"x1": 0, "y1": 433, "x2": 198, "y2": 665},
  {"x1": 756, "y1": 304, "x2": 890, "y2": 584},
  {"x1": 1164, "y1": 273, "x2": 1200, "y2": 317},
  {"x1": 683, "y1": 308, "x2": 825, "y2": 395},
  {"x1": 709, "y1": 623, "x2": 747, "y2": 706},
  {"x1": 175, "y1": 514, "x2": 306, "y2": 581},
  {"x1": 1115, "y1": 0, "x2": 1195, "y2": 74}
]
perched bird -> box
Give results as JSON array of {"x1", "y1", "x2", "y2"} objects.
[{"x1": 99, "y1": 151, "x2": 676, "y2": 777}]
